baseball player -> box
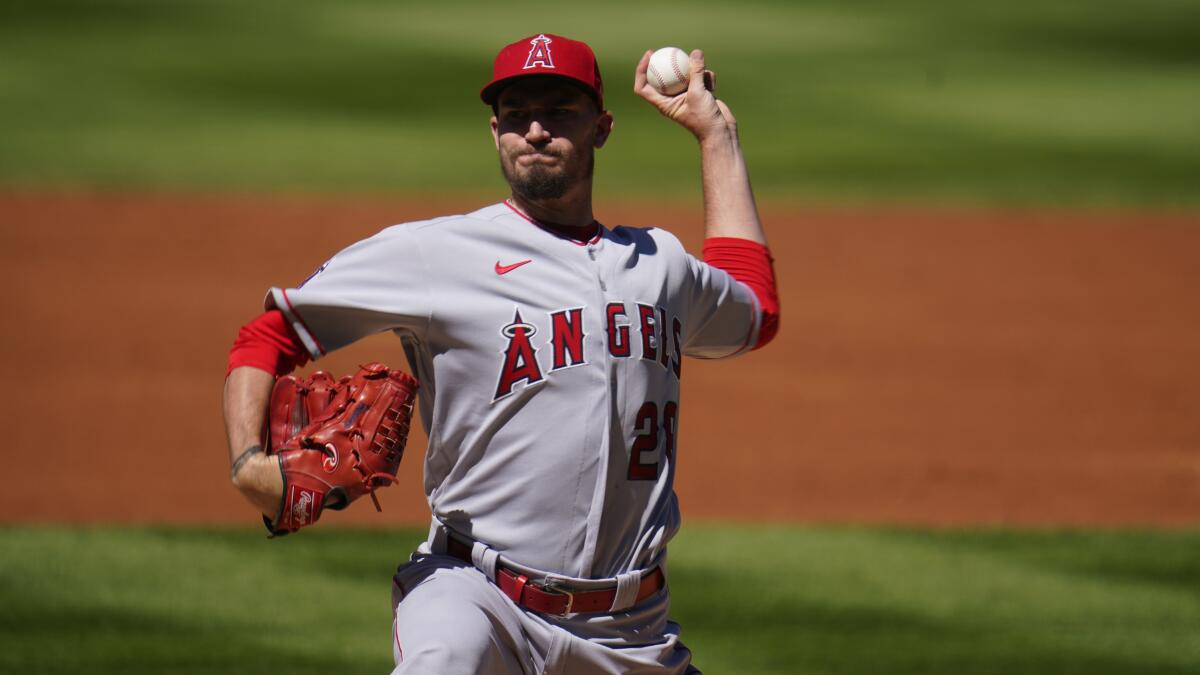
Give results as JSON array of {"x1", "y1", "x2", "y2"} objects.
[{"x1": 224, "y1": 33, "x2": 779, "y2": 674}]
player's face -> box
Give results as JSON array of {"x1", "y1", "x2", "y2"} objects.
[{"x1": 491, "y1": 78, "x2": 613, "y2": 201}]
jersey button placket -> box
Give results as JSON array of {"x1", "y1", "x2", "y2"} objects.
[
  {"x1": 586, "y1": 244, "x2": 607, "y2": 291},
  {"x1": 582, "y1": 238, "x2": 615, "y2": 572}
]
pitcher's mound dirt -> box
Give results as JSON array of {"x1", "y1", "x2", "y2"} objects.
[{"x1": 1, "y1": 191, "x2": 1196, "y2": 527}]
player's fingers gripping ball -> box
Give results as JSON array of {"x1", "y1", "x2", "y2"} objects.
[{"x1": 263, "y1": 362, "x2": 418, "y2": 536}]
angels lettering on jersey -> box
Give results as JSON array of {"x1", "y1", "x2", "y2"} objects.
[{"x1": 494, "y1": 302, "x2": 682, "y2": 401}]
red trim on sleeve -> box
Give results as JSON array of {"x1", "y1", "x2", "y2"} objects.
[
  {"x1": 227, "y1": 309, "x2": 311, "y2": 377},
  {"x1": 280, "y1": 289, "x2": 327, "y2": 356},
  {"x1": 702, "y1": 237, "x2": 780, "y2": 350}
]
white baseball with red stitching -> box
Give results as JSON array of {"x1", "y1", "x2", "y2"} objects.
[{"x1": 647, "y1": 47, "x2": 690, "y2": 96}]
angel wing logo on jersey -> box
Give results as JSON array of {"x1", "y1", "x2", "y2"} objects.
[
  {"x1": 523, "y1": 34, "x2": 555, "y2": 70},
  {"x1": 495, "y1": 310, "x2": 544, "y2": 400}
]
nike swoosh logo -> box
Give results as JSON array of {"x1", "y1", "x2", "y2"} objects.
[{"x1": 495, "y1": 259, "x2": 533, "y2": 275}]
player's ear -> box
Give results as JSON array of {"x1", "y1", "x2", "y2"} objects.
[
  {"x1": 594, "y1": 111, "x2": 614, "y2": 149},
  {"x1": 490, "y1": 115, "x2": 500, "y2": 150}
]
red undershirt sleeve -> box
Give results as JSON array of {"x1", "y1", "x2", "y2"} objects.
[
  {"x1": 702, "y1": 237, "x2": 780, "y2": 350},
  {"x1": 226, "y1": 309, "x2": 311, "y2": 377}
]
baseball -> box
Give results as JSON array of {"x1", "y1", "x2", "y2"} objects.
[{"x1": 647, "y1": 47, "x2": 691, "y2": 96}]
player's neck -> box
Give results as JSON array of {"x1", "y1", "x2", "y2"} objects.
[{"x1": 508, "y1": 191, "x2": 595, "y2": 230}]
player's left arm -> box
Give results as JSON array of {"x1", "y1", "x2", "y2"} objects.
[
  {"x1": 224, "y1": 364, "x2": 284, "y2": 518},
  {"x1": 635, "y1": 49, "x2": 779, "y2": 349},
  {"x1": 222, "y1": 308, "x2": 315, "y2": 518}
]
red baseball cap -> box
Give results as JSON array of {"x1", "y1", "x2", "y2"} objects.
[{"x1": 481, "y1": 33, "x2": 604, "y2": 109}]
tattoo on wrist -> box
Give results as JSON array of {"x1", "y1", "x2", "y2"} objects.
[{"x1": 230, "y1": 445, "x2": 263, "y2": 480}]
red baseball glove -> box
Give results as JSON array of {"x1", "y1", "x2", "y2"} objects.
[{"x1": 263, "y1": 362, "x2": 418, "y2": 536}]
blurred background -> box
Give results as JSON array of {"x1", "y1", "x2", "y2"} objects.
[{"x1": 1, "y1": 1, "x2": 1197, "y2": 673}]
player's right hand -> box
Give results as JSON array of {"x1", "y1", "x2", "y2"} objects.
[{"x1": 634, "y1": 49, "x2": 735, "y2": 143}]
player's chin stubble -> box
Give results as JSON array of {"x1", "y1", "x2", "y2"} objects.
[{"x1": 502, "y1": 151, "x2": 594, "y2": 201}]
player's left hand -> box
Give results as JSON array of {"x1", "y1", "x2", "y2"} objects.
[
  {"x1": 263, "y1": 363, "x2": 418, "y2": 536},
  {"x1": 634, "y1": 49, "x2": 736, "y2": 143}
]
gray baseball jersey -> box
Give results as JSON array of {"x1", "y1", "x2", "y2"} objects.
[{"x1": 268, "y1": 201, "x2": 759, "y2": 580}]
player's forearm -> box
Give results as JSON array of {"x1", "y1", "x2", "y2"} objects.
[
  {"x1": 698, "y1": 128, "x2": 766, "y2": 245},
  {"x1": 223, "y1": 365, "x2": 284, "y2": 516}
]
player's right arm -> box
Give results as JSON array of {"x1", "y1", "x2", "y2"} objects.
[
  {"x1": 634, "y1": 48, "x2": 765, "y2": 245},
  {"x1": 635, "y1": 50, "x2": 779, "y2": 351}
]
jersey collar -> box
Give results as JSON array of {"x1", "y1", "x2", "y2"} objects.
[{"x1": 503, "y1": 200, "x2": 602, "y2": 246}]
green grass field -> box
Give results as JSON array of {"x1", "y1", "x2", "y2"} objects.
[
  {"x1": 2, "y1": 0, "x2": 1198, "y2": 205},
  {"x1": 2, "y1": 525, "x2": 1197, "y2": 674}
]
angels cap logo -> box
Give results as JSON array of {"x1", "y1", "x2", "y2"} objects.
[{"x1": 523, "y1": 34, "x2": 555, "y2": 70}]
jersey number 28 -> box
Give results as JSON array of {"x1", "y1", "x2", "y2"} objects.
[{"x1": 628, "y1": 401, "x2": 678, "y2": 481}]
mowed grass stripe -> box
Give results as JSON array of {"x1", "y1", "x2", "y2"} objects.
[
  {"x1": 0, "y1": 0, "x2": 1198, "y2": 204},
  {"x1": 1, "y1": 526, "x2": 1197, "y2": 674}
]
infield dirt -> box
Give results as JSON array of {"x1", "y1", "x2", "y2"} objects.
[{"x1": 2, "y1": 191, "x2": 1196, "y2": 526}]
